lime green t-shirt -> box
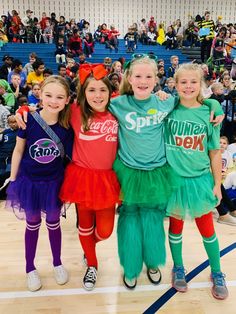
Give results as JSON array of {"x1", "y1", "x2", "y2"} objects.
[{"x1": 164, "y1": 102, "x2": 220, "y2": 177}]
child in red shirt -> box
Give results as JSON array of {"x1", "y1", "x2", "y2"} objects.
[{"x1": 59, "y1": 64, "x2": 120, "y2": 291}]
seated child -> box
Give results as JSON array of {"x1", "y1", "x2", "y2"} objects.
[
  {"x1": 163, "y1": 77, "x2": 178, "y2": 96},
  {"x1": 28, "y1": 83, "x2": 41, "y2": 106},
  {"x1": 0, "y1": 115, "x2": 18, "y2": 175}
]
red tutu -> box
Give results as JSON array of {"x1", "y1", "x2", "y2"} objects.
[{"x1": 59, "y1": 162, "x2": 120, "y2": 210}]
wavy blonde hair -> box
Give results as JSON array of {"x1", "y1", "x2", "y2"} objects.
[
  {"x1": 119, "y1": 56, "x2": 157, "y2": 95},
  {"x1": 174, "y1": 63, "x2": 205, "y2": 104}
]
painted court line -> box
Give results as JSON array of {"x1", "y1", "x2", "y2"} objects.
[
  {"x1": 143, "y1": 242, "x2": 236, "y2": 314},
  {"x1": 0, "y1": 281, "x2": 236, "y2": 300}
]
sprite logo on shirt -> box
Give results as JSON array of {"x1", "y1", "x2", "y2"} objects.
[
  {"x1": 29, "y1": 138, "x2": 60, "y2": 163},
  {"x1": 165, "y1": 118, "x2": 207, "y2": 151},
  {"x1": 125, "y1": 108, "x2": 168, "y2": 133}
]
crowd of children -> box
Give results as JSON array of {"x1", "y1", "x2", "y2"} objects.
[{"x1": 0, "y1": 7, "x2": 236, "y2": 305}]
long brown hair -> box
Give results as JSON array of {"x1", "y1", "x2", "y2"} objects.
[
  {"x1": 77, "y1": 76, "x2": 112, "y2": 131},
  {"x1": 40, "y1": 75, "x2": 71, "y2": 129}
]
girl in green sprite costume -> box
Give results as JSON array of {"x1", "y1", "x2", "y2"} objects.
[{"x1": 109, "y1": 56, "x2": 223, "y2": 289}]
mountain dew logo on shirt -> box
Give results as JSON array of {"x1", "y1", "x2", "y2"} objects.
[
  {"x1": 165, "y1": 118, "x2": 207, "y2": 151},
  {"x1": 125, "y1": 109, "x2": 168, "y2": 133},
  {"x1": 29, "y1": 138, "x2": 60, "y2": 163}
]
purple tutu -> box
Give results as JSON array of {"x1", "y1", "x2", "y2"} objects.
[{"x1": 6, "y1": 174, "x2": 64, "y2": 220}]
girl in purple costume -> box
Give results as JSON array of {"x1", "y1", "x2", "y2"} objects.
[{"x1": 6, "y1": 76, "x2": 72, "y2": 292}]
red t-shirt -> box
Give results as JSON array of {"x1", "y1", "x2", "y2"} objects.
[{"x1": 70, "y1": 103, "x2": 118, "y2": 169}]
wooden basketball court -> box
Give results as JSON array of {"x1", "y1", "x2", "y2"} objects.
[{"x1": 0, "y1": 202, "x2": 235, "y2": 314}]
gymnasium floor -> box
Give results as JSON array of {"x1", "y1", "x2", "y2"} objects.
[{"x1": 0, "y1": 202, "x2": 235, "y2": 314}]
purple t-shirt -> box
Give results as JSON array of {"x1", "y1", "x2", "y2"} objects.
[{"x1": 17, "y1": 113, "x2": 72, "y2": 181}]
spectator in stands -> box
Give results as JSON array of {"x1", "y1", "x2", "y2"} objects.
[
  {"x1": 165, "y1": 25, "x2": 177, "y2": 50},
  {"x1": 220, "y1": 72, "x2": 235, "y2": 95},
  {"x1": 39, "y1": 12, "x2": 49, "y2": 31},
  {"x1": 23, "y1": 53, "x2": 38, "y2": 76},
  {"x1": 0, "y1": 95, "x2": 10, "y2": 130},
  {"x1": 55, "y1": 36, "x2": 67, "y2": 64},
  {"x1": 184, "y1": 19, "x2": 199, "y2": 47},
  {"x1": 8, "y1": 59, "x2": 27, "y2": 88},
  {"x1": 148, "y1": 16, "x2": 157, "y2": 31},
  {"x1": 0, "y1": 55, "x2": 14, "y2": 81},
  {"x1": 157, "y1": 65, "x2": 167, "y2": 89},
  {"x1": 157, "y1": 24, "x2": 166, "y2": 45},
  {"x1": 0, "y1": 29, "x2": 8, "y2": 48},
  {"x1": 106, "y1": 25, "x2": 120, "y2": 52},
  {"x1": 58, "y1": 64, "x2": 72, "y2": 85},
  {"x1": 124, "y1": 26, "x2": 138, "y2": 53},
  {"x1": 78, "y1": 53, "x2": 88, "y2": 65},
  {"x1": 100, "y1": 23, "x2": 109, "y2": 44},
  {"x1": 167, "y1": 55, "x2": 179, "y2": 77},
  {"x1": 147, "y1": 26, "x2": 157, "y2": 45},
  {"x1": 174, "y1": 19, "x2": 184, "y2": 48},
  {"x1": 33, "y1": 23, "x2": 43, "y2": 43},
  {"x1": 110, "y1": 61, "x2": 123, "y2": 82},
  {"x1": 83, "y1": 32, "x2": 94, "y2": 57},
  {"x1": 43, "y1": 68, "x2": 53, "y2": 79},
  {"x1": 10, "y1": 74, "x2": 28, "y2": 108},
  {"x1": 138, "y1": 19, "x2": 148, "y2": 45},
  {"x1": 198, "y1": 11, "x2": 215, "y2": 62},
  {"x1": 26, "y1": 59, "x2": 45, "y2": 89},
  {"x1": 0, "y1": 115, "x2": 18, "y2": 176},
  {"x1": 67, "y1": 28, "x2": 83, "y2": 57},
  {"x1": 0, "y1": 79, "x2": 15, "y2": 112},
  {"x1": 103, "y1": 57, "x2": 112, "y2": 73},
  {"x1": 210, "y1": 82, "x2": 225, "y2": 104},
  {"x1": 94, "y1": 25, "x2": 102, "y2": 42},
  {"x1": 43, "y1": 19, "x2": 54, "y2": 43},
  {"x1": 163, "y1": 77, "x2": 178, "y2": 96},
  {"x1": 21, "y1": 9, "x2": 35, "y2": 42},
  {"x1": 28, "y1": 83, "x2": 41, "y2": 106},
  {"x1": 108, "y1": 73, "x2": 120, "y2": 98}
]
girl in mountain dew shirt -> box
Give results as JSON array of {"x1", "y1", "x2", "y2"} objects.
[{"x1": 109, "y1": 56, "x2": 224, "y2": 290}]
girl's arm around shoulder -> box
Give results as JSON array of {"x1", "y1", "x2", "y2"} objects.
[
  {"x1": 209, "y1": 149, "x2": 222, "y2": 203},
  {"x1": 203, "y1": 98, "x2": 224, "y2": 126},
  {"x1": 10, "y1": 136, "x2": 26, "y2": 181}
]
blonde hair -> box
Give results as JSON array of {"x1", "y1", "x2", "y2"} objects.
[
  {"x1": 220, "y1": 136, "x2": 229, "y2": 144},
  {"x1": 174, "y1": 63, "x2": 205, "y2": 104},
  {"x1": 211, "y1": 82, "x2": 223, "y2": 93},
  {"x1": 119, "y1": 56, "x2": 157, "y2": 95},
  {"x1": 41, "y1": 75, "x2": 71, "y2": 129}
]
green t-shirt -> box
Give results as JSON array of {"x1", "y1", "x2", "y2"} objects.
[
  {"x1": 109, "y1": 94, "x2": 175, "y2": 170},
  {"x1": 164, "y1": 101, "x2": 220, "y2": 177}
]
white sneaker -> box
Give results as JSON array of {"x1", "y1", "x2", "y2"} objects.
[
  {"x1": 217, "y1": 214, "x2": 236, "y2": 226},
  {"x1": 27, "y1": 270, "x2": 42, "y2": 292},
  {"x1": 54, "y1": 265, "x2": 69, "y2": 285},
  {"x1": 83, "y1": 267, "x2": 97, "y2": 291}
]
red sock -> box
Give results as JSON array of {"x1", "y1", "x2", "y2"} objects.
[{"x1": 78, "y1": 208, "x2": 97, "y2": 268}]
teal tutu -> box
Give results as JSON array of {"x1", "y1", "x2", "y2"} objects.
[
  {"x1": 166, "y1": 172, "x2": 218, "y2": 219},
  {"x1": 113, "y1": 158, "x2": 181, "y2": 208}
]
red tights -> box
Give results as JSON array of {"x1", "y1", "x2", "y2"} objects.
[
  {"x1": 78, "y1": 205, "x2": 115, "y2": 268},
  {"x1": 169, "y1": 212, "x2": 215, "y2": 237}
]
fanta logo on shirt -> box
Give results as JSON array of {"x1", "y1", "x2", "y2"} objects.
[
  {"x1": 166, "y1": 118, "x2": 207, "y2": 152},
  {"x1": 29, "y1": 138, "x2": 60, "y2": 163},
  {"x1": 79, "y1": 119, "x2": 118, "y2": 142},
  {"x1": 125, "y1": 111, "x2": 168, "y2": 133}
]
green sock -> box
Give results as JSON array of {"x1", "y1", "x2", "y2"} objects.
[
  {"x1": 168, "y1": 232, "x2": 183, "y2": 267},
  {"x1": 202, "y1": 233, "x2": 221, "y2": 273}
]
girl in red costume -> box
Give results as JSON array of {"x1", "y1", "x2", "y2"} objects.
[{"x1": 59, "y1": 64, "x2": 120, "y2": 291}]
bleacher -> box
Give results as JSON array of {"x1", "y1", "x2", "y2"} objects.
[{"x1": 0, "y1": 40, "x2": 189, "y2": 73}]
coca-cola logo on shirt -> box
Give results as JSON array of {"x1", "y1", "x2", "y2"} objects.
[{"x1": 79, "y1": 119, "x2": 118, "y2": 142}]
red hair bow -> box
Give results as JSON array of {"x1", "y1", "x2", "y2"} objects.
[{"x1": 79, "y1": 64, "x2": 108, "y2": 85}]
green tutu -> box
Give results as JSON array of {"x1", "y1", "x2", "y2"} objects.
[
  {"x1": 166, "y1": 172, "x2": 218, "y2": 219},
  {"x1": 113, "y1": 158, "x2": 181, "y2": 208}
]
